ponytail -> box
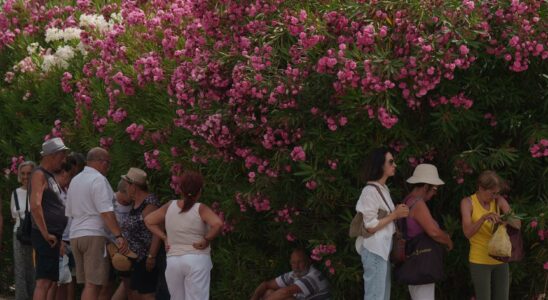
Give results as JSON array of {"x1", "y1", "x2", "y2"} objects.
[{"x1": 179, "y1": 171, "x2": 204, "y2": 213}]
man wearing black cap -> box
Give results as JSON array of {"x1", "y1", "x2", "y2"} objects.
[{"x1": 29, "y1": 137, "x2": 70, "y2": 300}]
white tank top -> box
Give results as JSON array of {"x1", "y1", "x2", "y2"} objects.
[{"x1": 165, "y1": 200, "x2": 210, "y2": 257}]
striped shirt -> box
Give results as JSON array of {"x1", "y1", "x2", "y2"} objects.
[{"x1": 275, "y1": 266, "x2": 331, "y2": 300}]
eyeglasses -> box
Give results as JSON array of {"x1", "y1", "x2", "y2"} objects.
[
  {"x1": 432, "y1": 186, "x2": 439, "y2": 191},
  {"x1": 387, "y1": 159, "x2": 396, "y2": 166}
]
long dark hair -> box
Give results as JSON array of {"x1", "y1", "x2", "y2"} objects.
[
  {"x1": 363, "y1": 147, "x2": 392, "y2": 182},
  {"x1": 179, "y1": 171, "x2": 204, "y2": 213}
]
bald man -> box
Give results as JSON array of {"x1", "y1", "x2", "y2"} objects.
[{"x1": 66, "y1": 147, "x2": 128, "y2": 300}]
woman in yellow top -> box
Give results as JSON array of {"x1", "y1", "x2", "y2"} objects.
[{"x1": 460, "y1": 170, "x2": 521, "y2": 300}]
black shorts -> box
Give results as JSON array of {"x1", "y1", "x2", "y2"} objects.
[
  {"x1": 130, "y1": 258, "x2": 158, "y2": 294},
  {"x1": 31, "y1": 229, "x2": 61, "y2": 281}
]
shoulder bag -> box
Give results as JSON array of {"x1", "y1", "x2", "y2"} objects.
[{"x1": 15, "y1": 189, "x2": 33, "y2": 245}]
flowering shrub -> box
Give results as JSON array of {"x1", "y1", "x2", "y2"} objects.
[{"x1": 0, "y1": 0, "x2": 546, "y2": 298}]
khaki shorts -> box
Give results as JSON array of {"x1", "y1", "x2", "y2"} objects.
[{"x1": 71, "y1": 236, "x2": 110, "y2": 285}]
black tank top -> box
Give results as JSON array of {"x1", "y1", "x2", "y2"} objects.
[{"x1": 30, "y1": 167, "x2": 68, "y2": 236}]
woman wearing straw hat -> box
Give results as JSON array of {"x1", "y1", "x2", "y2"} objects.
[
  {"x1": 120, "y1": 167, "x2": 162, "y2": 300},
  {"x1": 403, "y1": 164, "x2": 453, "y2": 300}
]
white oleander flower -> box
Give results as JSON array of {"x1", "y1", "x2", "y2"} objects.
[
  {"x1": 110, "y1": 12, "x2": 123, "y2": 24},
  {"x1": 62, "y1": 28, "x2": 83, "y2": 42},
  {"x1": 45, "y1": 27, "x2": 82, "y2": 43},
  {"x1": 79, "y1": 14, "x2": 111, "y2": 33},
  {"x1": 27, "y1": 42, "x2": 40, "y2": 55},
  {"x1": 41, "y1": 54, "x2": 59, "y2": 72},
  {"x1": 45, "y1": 28, "x2": 63, "y2": 42},
  {"x1": 76, "y1": 42, "x2": 88, "y2": 56},
  {"x1": 55, "y1": 45, "x2": 75, "y2": 61}
]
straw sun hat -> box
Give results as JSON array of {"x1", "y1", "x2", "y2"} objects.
[
  {"x1": 106, "y1": 243, "x2": 138, "y2": 272},
  {"x1": 406, "y1": 163, "x2": 445, "y2": 186}
]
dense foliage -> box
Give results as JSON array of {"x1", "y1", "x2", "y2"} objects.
[{"x1": 1, "y1": 0, "x2": 547, "y2": 298}]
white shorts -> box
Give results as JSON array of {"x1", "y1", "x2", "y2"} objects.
[
  {"x1": 409, "y1": 283, "x2": 435, "y2": 300},
  {"x1": 165, "y1": 254, "x2": 212, "y2": 300}
]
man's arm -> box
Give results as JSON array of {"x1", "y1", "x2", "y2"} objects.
[
  {"x1": 100, "y1": 211, "x2": 128, "y2": 253},
  {"x1": 251, "y1": 279, "x2": 280, "y2": 300},
  {"x1": 94, "y1": 177, "x2": 128, "y2": 253},
  {"x1": 29, "y1": 170, "x2": 57, "y2": 247}
]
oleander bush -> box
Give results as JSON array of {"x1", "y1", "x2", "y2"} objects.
[{"x1": 0, "y1": 0, "x2": 547, "y2": 298}]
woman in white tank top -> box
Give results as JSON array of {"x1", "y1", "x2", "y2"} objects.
[{"x1": 145, "y1": 171, "x2": 223, "y2": 300}]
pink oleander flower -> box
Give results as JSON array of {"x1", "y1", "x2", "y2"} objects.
[
  {"x1": 99, "y1": 137, "x2": 113, "y2": 149},
  {"x1": 9, "y1": 156, "x2": 25, "y2": 174},
  {"x1": 305, "y1": 180, "x2": 317, "y2": 190},
  {"x1": 4, "y1": 71, "x2": 15, "y2": 83},
  {"x1": 61, "y1": 72, "x2": 73, "y2": 93},
  {"x1": 248, "y1": 171, "x2": 256, "y2": 183},
  {"x1": 530, "y1": 219, "x2": 538, "y2": 228},
  {"x1": 544, "y1": 262, "x2": 548, "y2": 270},
  {"x1": 286, "y1": 233, "x2": 296, "y2": 242},
  {"x1": 290, "y1": 146, "x2": 306, "y2": 162},
  {"x1": 144, "y1": 149, "x2": 161, "y2": 170},
  {"x1": 530, "y1": 139, "x2": 548, "y2": 158},
  {"x1": 125, "y1": 123, "x2": 144, "y2": 141}
]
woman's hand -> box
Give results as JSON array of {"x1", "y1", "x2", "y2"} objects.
[
  {"x1": 446, "y1": 234, "x2": 454, "y2": 251},
  {"x1": 145, "y1": 256, "x2": 156, "y2": 272},
  {"x1": 481, "y1": 212, "x2": 500, "y2": 224},
  {"x1": 394, "y1": 204, "x2": 410, "y2": 219},
  {"x1": 192, "y1": 238, "x2": 210, "y2": 250}
]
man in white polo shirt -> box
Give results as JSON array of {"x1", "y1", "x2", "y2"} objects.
[{"x1": 66, "y1": 147, "x2": 128, "y2": 300}]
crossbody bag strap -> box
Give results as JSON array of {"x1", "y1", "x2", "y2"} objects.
[
  {"x1": 367, "y1": 183, "x2": 393, "y2": 213},
  {"x1": 13, "y1": 190, "x2": 20, "y2": 211}
]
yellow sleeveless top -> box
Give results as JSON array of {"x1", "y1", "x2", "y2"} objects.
[{"x1": 468, "y1": 194, "x2": 502, "y2": 265}]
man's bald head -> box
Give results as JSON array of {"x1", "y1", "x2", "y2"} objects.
[
  {"x1": 87, "y1": 147, "x2": 109, "y2": 161},
  {"x1": 86, "y1": 147, "x2": 110, "y2": 175}
]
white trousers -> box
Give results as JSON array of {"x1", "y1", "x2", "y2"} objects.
[
  {"x1": 165, "y1": 254, "x2": 212, "y2": 300},
  {"x1": 408, "y1": 283, "x2": 435, "y2": 300}
]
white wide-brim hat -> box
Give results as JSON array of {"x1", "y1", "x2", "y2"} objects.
[
  {"x1": 40, "y1": 137, "x2": 69, "y2": 156},
  {"x1": 406, "y1": 163, "x2": 445, "y2": 186}
]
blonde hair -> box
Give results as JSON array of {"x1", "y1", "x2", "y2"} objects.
[
  {"x1": 477, "y1": 170, "x2": 504, "y2": 190},
  {"x1": 18, "y1": 161, "x2": 36, "y2": 183}
]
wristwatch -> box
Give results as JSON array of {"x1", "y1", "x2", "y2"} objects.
[{"x1": 147, "y1": 254, "x2": 155, "y2": 259}]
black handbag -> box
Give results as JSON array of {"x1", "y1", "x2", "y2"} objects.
[
  {"x1": 394, "y1": 233, "x2": 445, "y2": 285},
  {"x1": 14, "y1": 190, "x2": 32, "y2": 245}
]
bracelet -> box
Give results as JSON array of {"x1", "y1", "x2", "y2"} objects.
[
  {"x1": 147, "y1": 254, "x2": 156, "y2": 259},
  {"x1": 115, "y1": 235, "x2": 123, "y2": 239}
]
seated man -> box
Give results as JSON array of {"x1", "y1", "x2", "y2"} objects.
[{"x1": 251, "y1": 248, "x2": 331, "y2": 300}]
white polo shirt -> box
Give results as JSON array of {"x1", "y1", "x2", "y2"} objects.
[
  {"x1": 355, "y1": 182, "x2": 396, "y2": 260},
  {"x1": 66, "y1": 166, "x2": 114, "y2": 239}
]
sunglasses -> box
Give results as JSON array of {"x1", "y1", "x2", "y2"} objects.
[{"x1": 387, "y1": 159, "x2": 396, "y2": 166}]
